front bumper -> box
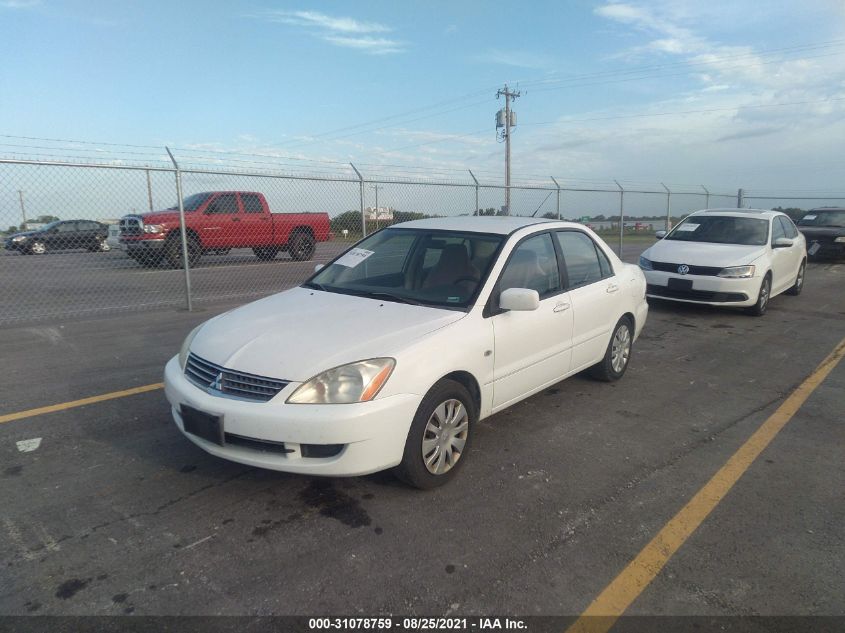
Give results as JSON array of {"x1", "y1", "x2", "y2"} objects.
[
  {"x1": 120, "y1": 236, "x2": 166, "y2": 255},
  {"x1": 644, "y1": 270, "x2": 757, "y2": 306},
  {"x1": 163, "y1": 356, "x2": 421, "y2": 476}
]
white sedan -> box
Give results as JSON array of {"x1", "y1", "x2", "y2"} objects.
[
  {"x1": 639, "y1": 209, "x2": 806, "y2": 316},
  {"x1": 164, "y1": 217, "x2": 648, "y2": 488}
]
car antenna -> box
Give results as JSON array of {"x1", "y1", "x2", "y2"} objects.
[{"x1": 530, "y1": 190, "x2": 554, "y2": 217}]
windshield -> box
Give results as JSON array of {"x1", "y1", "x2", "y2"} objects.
[
  {"x1": 305, "y1": 228, "x2": 504, "y2": 309},
  {"x1": 39, "y1": 221, "x2": 62, "y2": 231},
  {"x1": 168, "y1": 192, "x2": 213, "y2": 211},
  {"x1": 797, "y1": 210, "x2": 845, "y2": 227},
  {"x1": 666, "y1": 216, "x2": 769, "y2": 246}
]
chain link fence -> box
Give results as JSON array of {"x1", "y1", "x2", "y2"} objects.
[{"x1": 2, "y1": 154, "x2": 844, "y2": 326}]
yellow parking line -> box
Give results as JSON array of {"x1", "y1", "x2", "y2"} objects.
[
  {"x1": 0, "y1": 383, "x2": 164, "y2": 425},
  {"x1": 567, "y1": 334, "x2": 845, "y2": 633}
]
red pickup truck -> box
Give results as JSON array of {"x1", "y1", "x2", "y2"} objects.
[{"x1": 118, "y1": 191, "x2": 330, "y2": 267}]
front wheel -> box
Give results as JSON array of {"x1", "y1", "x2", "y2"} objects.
[
  {"x1": 746, "y1": 275, "x2": 771, "y2": 316},
  {"x1": 395, "y1": 379, "x2": 476, "y2": 490},
  {"x1": 588, "y1": 317, "x2": 633, "y2": 382},
  {"x1": 30, "y1": 240, "x2": 46, "y2": 255},
  {"x1": 785, "y1": 260, "x2": 805, "y2": 296}
]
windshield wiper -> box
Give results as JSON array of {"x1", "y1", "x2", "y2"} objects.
[
  {"x1": 362, "y1": 291, "x2": 429, "y2": 306},
  {"x1": 302, "y1": 281, "x2": 329, "y2": 291}
]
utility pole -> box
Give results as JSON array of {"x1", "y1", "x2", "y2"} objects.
[
  {"x1": 496, "y1": 84, "x2": 520, "y2": 215},
  {"x1": 18, "y1": 190, "x2": 26, "y2": 227},
  {"x1": 370, "y1": 184, "x2": 383, "y2": 224}
]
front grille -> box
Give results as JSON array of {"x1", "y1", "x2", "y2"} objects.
[
  {"x1": 119, "y1": 216, "x2": 143, "y2": 236},
  {"x1": 647, "y1": 284, "x2": 748, "y2": 303},
  {"x1": 184, "y1": 353, "x2": 289, "y2": 402},
  {"x1": 651, "y1": 261, "x2": 722, "y2": 276}
]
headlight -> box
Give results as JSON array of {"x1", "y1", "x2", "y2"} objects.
[
  {"x1": 11, "y1": 235, "x2": 27, "y2": 242},
  {"x1": 834, "y1": 237, "x2": 845, "y2": 243},
  {"x1": 287, "y1": 358, "x2": 395, "y2": 404},
  {"x1": 178, "y1": 325, "x2": 203, "y2": 370},
  {"x1": 638, "y1": 255, "x2": 653, "y2": 270},
  {"x1": 717, "y1": 265, "x2": 755, "y2": 278},
  {"x1": 144, "y1": 224, "x2": 164, "y2": 234}
]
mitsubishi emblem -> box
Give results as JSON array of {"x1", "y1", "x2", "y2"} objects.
[{"x1": 211, "y1": 372, "x2": 224, "y2": 391}]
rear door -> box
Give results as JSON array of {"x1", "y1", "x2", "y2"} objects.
[
  {"x1": 239, "y1": 193, "x2": 273, "y2": 247},
  {"x1": 555, "y1": 230, "x2": 619, "y2": 372},
  {"x1": 54, "y1": 221, "x2": 79, "y2": 250}
]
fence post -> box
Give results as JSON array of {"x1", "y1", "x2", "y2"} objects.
[
  {"x1": 551, "y1": 176, "x2": 561, "y2": 219},
  {"x1": 468, "y1": 169, "x2": 479, "y2": 215},
  {"x1": 662, "y1": 183, "x2": 671, "y2": 231},
  {"x1": 737, "y1": 188, "x2": 745, "y2": 208},
  {"x1": 165, "y1": 147, "x2": 192, "y2": 312},
  {"x1": 146, "y1": 169, "x2": 154, "y2": 212},
  {"x1": 350, "y1": 163, "x2": 366, "y2": 237},
  {"x1": 701, "y1": 185, "x2": 710, "y2": 210},
  {"x1": 614, "y1": 180, "x2": 624, "y2": 257}
]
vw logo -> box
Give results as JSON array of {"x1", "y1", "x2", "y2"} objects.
[
  {"x1": 210, "y1": 372, "x2": 224, "y2": 391},
  {"x1": 677, "y1": 264, "x2": 690, "y2": 275}
]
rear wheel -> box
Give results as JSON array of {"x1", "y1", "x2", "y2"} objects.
[
  {"x1": 785, "y1": 260, "x2": 805, "y2": 296},
  {"x1": 395, "y1": 379, "x2": 476, "y2": 490},
  {"x1": 253, "y1": 246, "x2": 280, "y2": 261},
  {"x1": 289, "y1": 231, "x2": 316, "y2": 261},
  {"x1": 588, "y1": 317, "x2": 633, "y2": 382},
  {"x1": 746, "y1": 274, "x2": 771, "y2": 316}
]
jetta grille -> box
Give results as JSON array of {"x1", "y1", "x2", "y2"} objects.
[
  {"x1": 184, "y1": 353, "x2": 289, "y2": 402},
  {"x1": 651, "y1": 261, "x2": 722, "y2": 276}
]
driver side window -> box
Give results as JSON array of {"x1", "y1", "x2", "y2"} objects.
[
  {"x1": 206, "y1": 194, "x2": 239, "y2": 215},
  {"x1": 771, "y1": 217, "x2": 786, "y2": 243},
  {"x1": 498, "y1": 233, "x2": 560, "y2": 298}
]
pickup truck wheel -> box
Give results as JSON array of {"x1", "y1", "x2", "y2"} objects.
[
  {"x1": 165, "y1": 235, "x2": 201, "y2": 268},
  {"x1": 253, "y1": 246, "x2": 280, "y2": 261},
  {"x1": 289, "y1": 232, "x2": 315, "y2": 261}
]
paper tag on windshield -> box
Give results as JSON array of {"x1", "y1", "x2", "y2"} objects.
[
  {"x1": 676, "y1": 223, "x2": 699, "y2": 232},
  {"x1": 808, "y1": 242, "x2": 821, "y2": 256},
  {"x1": 802, "y1": 215, "x2": 817, "y2": 221},
  {"x1": 334, "y1": 248, "x2": 374, "y2": 268}
]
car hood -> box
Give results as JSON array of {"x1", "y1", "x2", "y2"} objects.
[
  {"x1": 190, "y1": 287, "x2": 466, "y2": 381},
  {"x1": 6, "y1": 231, "x2": 37, "y2": 239},
  {"x1": 643, "y1": 239, "x2": 766, "y2": 267},
  {"x1": 797, "y1": 225, "x2": 845, "y2": 237}
]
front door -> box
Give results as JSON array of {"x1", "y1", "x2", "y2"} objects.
[
  {"x1": 202, "y1": 193, "x2": 240, "y2": 248},
  {"x1": 491, "y1": 233, "x2": 573, "y2": 411}
]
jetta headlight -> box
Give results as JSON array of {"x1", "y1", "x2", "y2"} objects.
[
  {"x1": 717, "y1": 265, "x2": 755, "y2": 278},
  {"x1": 638, "y1": 255, "x2": 653, "y2": 270},
  {"x1": 178, "y1": 325, "x2": 203, "y2": 370},
  {"x1": 287, "y1": 358, "x2": 395, "y2": 404},
  {"x1": 144, "y1": 224, "x2": 165, "y2": 234}
]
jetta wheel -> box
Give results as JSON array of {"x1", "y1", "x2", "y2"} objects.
[
  {"x1": 747, "y1": 274, "x2": 771, "y2": 316},
  {"x1": 785, "y1": 261, "x2": 805, "y2": 296},
  {"x1": 588, "y1": 317, "x2": 633, "y2": 382},
  {"x1": 396, "y1": 379, "x2": 476, "y2": 489}
]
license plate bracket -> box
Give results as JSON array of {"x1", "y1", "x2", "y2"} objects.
[
  {"x1": 181, "y1": 405, "x2": 224, "y2": 446},
  {"x1": 668, "y1": 277, "x2": 693, "y2": 291}
]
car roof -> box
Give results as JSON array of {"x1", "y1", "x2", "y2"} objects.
[
  {"x1": 389, "y1": 216, "x2": 580, "y2": 235},
  {"x1": 808, "y1": 207, "x2": 845, "y2": 212},
  {"x1": 692, "y1": 208, "x2": 780, "y2": 219}
]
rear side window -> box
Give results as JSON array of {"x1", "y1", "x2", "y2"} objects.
[
  {"x1": 242, "y1": 194, "x2": 264, "y2": 214},
  {"x1": 555, "y1": 231, "x2": 608, "y2": 287},
  {"x1": 57, "y1": 222, "x2": 77, "y2": 233}
]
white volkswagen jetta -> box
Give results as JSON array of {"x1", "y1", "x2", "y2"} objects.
[
  {"x1": 639, "y1": 209, "x2": 806, "y2": 316},
  {"x1": 164, "y1": 217, "x2": 648, "y2": 488}
]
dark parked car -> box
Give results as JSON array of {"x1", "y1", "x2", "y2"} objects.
[
  {"x1": 4, "y1": 220, "x2": 111, "y2": 255},
  {"x1": 796, "y1": 208, "x2": 845, "y2": 259}
]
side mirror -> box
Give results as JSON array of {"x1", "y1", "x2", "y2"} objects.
[
  {"x1": 773, "y1": 237, "x2": 794, "y2": 248},
  {"x1": 655, "y1": 230, "x2": 667, "y2": 239},
  {"x1": 499, "y1": 287, "x2": 540, "y2": 312},
  {"x1": 314, "y1": 264, "x2": 324, "y2": 272}
]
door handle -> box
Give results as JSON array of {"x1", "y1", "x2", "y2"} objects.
[
  {"x1": 553, "y1": 302, "x2": 570, "y2": 313},
  {"x1": 606, "y1": 283, "x2": 619, "y2": 293},
  {"x1": 232, "y1": 217, "x2": 241, "y2": 222}
]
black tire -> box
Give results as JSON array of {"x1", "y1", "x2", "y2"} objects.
[
  {"x1": 746, "y1": 274, "x2": 771, "y2": 316},
  {"x1": 785, "y1": 260, "x2": 805, "y2": 296},
  {"x1": 395, "y1": 379, "x2": 476, "y2": 490},
  {"x1": 588, "y1": 316, "x2": 634, "y2": 382},
  {"x1": 289, "y1": 231, "x2": 316, "y2": 261},
  {"x1": 30, "y1": 240, "x2": 47, "y2": 255},
  {"x1": 165, "y1": 234, "x2": 201, "y2": 268},
  {"x1": 89, "y1": 238, "x2": 110, "y2": 252},
  {"x1": 253, "y1": 246, "x2": 280, "y2": 261}
]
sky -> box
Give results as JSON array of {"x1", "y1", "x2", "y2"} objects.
[{"x1": 2, "y1": 0, "x2": 845, "y2": 207}]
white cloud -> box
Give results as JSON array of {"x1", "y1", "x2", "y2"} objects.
[
  {"x1": 475, "y1": 49, "x2": 554, "y2": 69},
  {"x1": 1, "y1": 0, "x2": 40, "y2": 8},
  {"x1": 254, "y1": 9, "x2": 405, "y2": 54}
]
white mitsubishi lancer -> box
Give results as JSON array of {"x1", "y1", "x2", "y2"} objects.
[
  {"x1": 639, "y1": 209, "x2": 806, "y2": 316},
  {"x1": 164, "y1": 217, "x2": 648, "y2": 488}
]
